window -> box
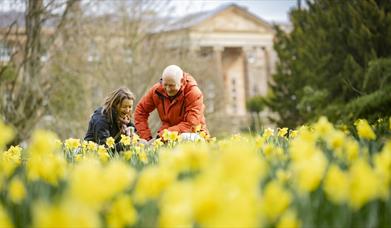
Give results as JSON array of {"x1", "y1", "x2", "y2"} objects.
[
  {"x1": 124, "y1": 48, "x2": 132, "y2": 63},
  {"x1": 87, "y1": 42, "x2": 100, "y2": 62},
  {"x1": 205, "y1": 83, "x2": 215, "y2": 113},
  {"x1": 0, "y1": 42, "x2": 11, "y2": 62},
  {"x1": 40, "y1": 52, "x2": 48, "y2": 62}
]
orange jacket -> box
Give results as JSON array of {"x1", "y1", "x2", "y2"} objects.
[{"x1": 134, "y1": 73, "x2": 208, "y2": 140}]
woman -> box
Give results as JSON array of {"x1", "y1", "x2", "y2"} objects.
[{"x1": 84, "y1": 87, "x2": 136, "y2": 149}]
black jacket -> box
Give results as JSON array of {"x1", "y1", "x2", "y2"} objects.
[{"x1": 84, "y1": 107, "x2": 136, "y2": 148}]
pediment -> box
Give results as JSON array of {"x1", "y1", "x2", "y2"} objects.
[{"x1": 193, "y1": 7, "x2": 271, "y2": 33}]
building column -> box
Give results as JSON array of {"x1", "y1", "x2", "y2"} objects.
[
  {"x1": 242, "y1": 46, "x2": 254, "y2": 99},
  {"x1": 213, "y1": 45, "x2": 224, "y2": 80},
  {"x1": 213, "y1": 45, "x2": 227, "y2": 113},
  {"x1": 189, "y1": 44, "x2": 201, "y2": 55},
  {"x1": 262, "y1": 46, "x2": 272, "y2": 87}
]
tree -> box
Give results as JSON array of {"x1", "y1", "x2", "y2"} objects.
[
  {"x1": 246, "y1": 96, "x2": 266, "y2": 132},
  {"x1": 268, "y1": 0, "x2": 391, "y2": 127},
  {"x1": 0, "y1": 0, "x2": 78, "y2": 143}
]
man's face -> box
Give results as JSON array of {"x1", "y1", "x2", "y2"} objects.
[{"x1": 162, "y1": 76, "x2": 181, "y2": 96}]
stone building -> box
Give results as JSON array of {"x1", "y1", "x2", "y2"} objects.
[{"x1": 152, "y1": 4, "x2": 278, "y2": 130}]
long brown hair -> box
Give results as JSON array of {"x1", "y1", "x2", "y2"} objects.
[{"x1": 102, "y1": 87, "x2": 135, "y2": 123}]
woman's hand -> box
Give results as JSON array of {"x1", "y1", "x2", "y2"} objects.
[{"x1": 118, "y1": 114, "x2": 130, "y2": 125}]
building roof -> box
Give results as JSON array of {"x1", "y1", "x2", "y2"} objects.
[
  {"x1": 152, "y1": 3, "x2": 274, "y2": 34},
  {"x1": 0, "y1": 10, "x2": 59, "y2": 29}
]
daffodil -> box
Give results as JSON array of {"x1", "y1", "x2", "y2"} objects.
[
  {"x1": 132, "y1": 134, "x2": 140, "y2": 145},
  {"x1": 278, "y1": 127, "x2": 288, "y2": 137},
  {"x1": 313, "y1": 116, "x2": 333, "y2": 137},
  {"x1": 277, "y1": 210, "x2": 301, "y2": 228},
  {"x1": 326, "y1": 130, "x2": 345, "y2": 150},
  {"x1": 133, "y1": 166, "x2": 175, "y2": 204},
  {"x1": 28, "y1": 130, "x2": 60, "y2": 156},
  {"x1": 0, "y1": 146, "x2": 22, "y2": 177},
  {"x1": 159, "y1": 182, "x2": 193, "y2": 228},
  {"x1": 344, "y1": 138, "x2": 359, "y2": 162},
  {"x1": 33, "y1": 200, "x2": 100, "y2": 228},
  {"x1": 193, "y1": 124, "x2": 202, "y2": 133},
  {"x1": 106, "y1": 195, "x2": 137, "y2": 227},
  {"x1": 323, "y1": 165, "x2": 349, "y2": 204},
  {"x1": 64, "y1": 138, "x2": 80, "y2": 151},
  {"x1": 8, "y1": 177, "x2": 26, "y2": 204},
  {"x1": 139, "y1": 151, "x2": 148, "y2": 164},
  {"x1": 152, "y1": 138, "x2": 164, "y2": 150},
  {"x1": 123, "y1": 150, "x2": 132, "y2": 160},
  {"x1": 355, "y1": 119, "x2": 376, "y2": 140},
  {"x1": 261, "y1": 181, "x2": 292, "y2": 221},
  {"x1": 263, "y1": 128, "x2": 274, "y2": 139},
  {"x1": 0, "y1": 205, "x2": 13, "y2": 228},
  {"x1": 120, "y1": 135, "x2": 131, "y2": 146},
  {"x1": 289, "y1": 130, "x2": 298, "y2": 138},
  {"x1": 0, "y1": 119, "x2": 14, "y2": 150},
  {"x1": 106, "y1": 137, "x2": 115, "y2": 149},
  {"x1": 348, "y1": 159, "x2": 379, "y2": 209},
  {"x1": 292, "y1": 151, "x2": 328, "y2": 193},
  {"x1": 168, "y1": 131, "x2": 179, "y2": 142},
  {"x1": 86, "y1": 141, "x2": 98, "y2": 152}
]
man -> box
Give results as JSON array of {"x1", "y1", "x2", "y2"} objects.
[{"x1": 134, "y1": 65, "x2": 208, "y2": 141}]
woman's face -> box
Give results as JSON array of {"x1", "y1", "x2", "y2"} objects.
[{"x1": 117, "y1": 98, "x2": 133, "y2": 118}]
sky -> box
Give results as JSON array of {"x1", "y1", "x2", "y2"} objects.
[
  {"x1": 0, "y1": 0, "x2": 298, "y2": 23},
  {"x1": 168, "y1": 0, "x2": 298, "y2": 23}
]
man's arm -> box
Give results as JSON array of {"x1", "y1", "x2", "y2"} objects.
[
  {"x1": 166, "y1": 86, "x2": 204, "y2": 134},
  {"x1": 134, "y1": 89, "x2": 156, "y2": 140}
]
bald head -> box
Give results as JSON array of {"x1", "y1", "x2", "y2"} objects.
[
  {"x1": 162, "y1": 65, "x2": 183, "y2": 82},
  {"x1": 162, "y1": 65, "x2": 184, "y2": 96}
]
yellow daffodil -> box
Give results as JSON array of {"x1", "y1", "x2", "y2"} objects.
[
  {"x1": 0, "y1": 204, "x2": 13, "y2": 228},
  {"x1": 277, "y1": 210, "x2": 301, "y2": 228},
  {"x1": 123, "y1": 151, "x2": 132, "y2": 160},
  {"x1": 263, "y1": 128, "x2": 274, "y2": 139},
  {"x1": 326, "y1": 130, "x2": 346, "y2": 150},
  {"x1": 106, "y1": 195, "x2": 137, "y2": 227},
  {"x1": 120, "y1": 135, "x2": 131, "y2": 146},
  {"x1": 323, "y1": 165, "x2": 349, "y2": 204},
  {"x1": 64, "y1": 138, "x2": 80, "y2": 151},
  {"x1": 152, "y1": 138, "x2": 164, "y2": 150},
  {"x1": 0, "y1": 145, "x2": 22, "y2": 178},
  {"x1": 289, "y1": 130, "x2": 298, "y2": 138},
  {"x1": 8, "y1": 177, "x2": 26, "y2": 204},
  {"x1": 313, "y1": 116, "x2": 334, "y2": 138},
  {"x1": 292, "y1": 151, "x2": 328, "y2": 193},
  {"x1": 348, "y1": 159, "x2": 379, "y2": 209},
  {"x1": 139, "y1": 151, "x2": 148, "y2": 164},
  {"x1": 159, "y1": 182, "x2": 193, "y2": 228},
  {"x1": 193, "y1": 124, "x2": 202, "y2": 133},
  {"x1": 106, "y1": 137, "x2": 115, "y2": 149},
  {"x1": 344, "y1": 138, "x2": 359, "y2": 162},
  {"x1": 355, "y1": 119, "x2": 376, "y2": 140},
  {"x1": 0, "y1": 119, "x2": 14, "y2": 150},
  {"x1": 278, "y1": 127, "x2": 288, "y2": 137},
  {"x1": 131, "y1": 134, "x2": 140, "y2": 145},
  {"x1": 33, "y1": 200, "x2": 100, "y2": 228},
  {"x1": 28, "y1": 130, "x2": 60, "y2": 156},
  {"x1": 261, "y1": 181, "x2": 292, "y2": 221},
  {"x1": 168, "y1": 131, "x2": 179, "y2": 142},
  {"x1": 133, "y1": 166, "x2": 175, "y2": 204},
  {"x1": 86, "y1": 141, "x2": 98, "y2": 152}
]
